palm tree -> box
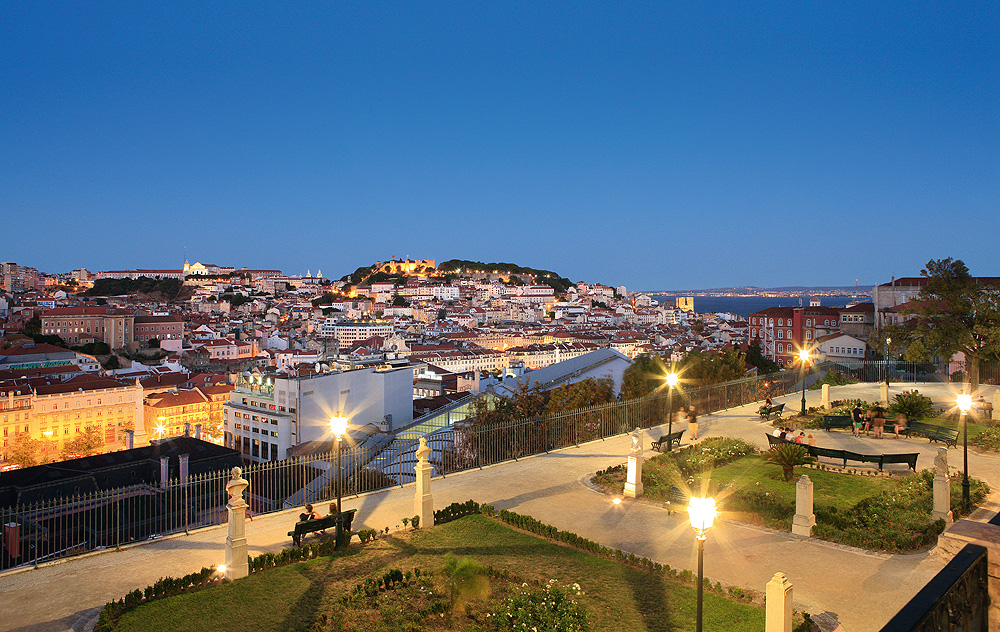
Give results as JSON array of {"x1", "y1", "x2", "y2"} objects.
[{"x1": 767, "y1": 444, "x2": 816, "y2": 482}]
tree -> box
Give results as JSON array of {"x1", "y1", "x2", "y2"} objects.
[
  {"x1": 391, "y1": 295, "x2": 410, "y2": 307},
  {"x1": 545, "y1": 377, "x2": 616, "y2": 415},
  {"x1": 4, "y1": 433, "x2": 43, "y2": 468},
  {"x1": 903, "y1": 258, "x2": 1000, "y2": 393},
  {"x1": 745, "y1": 339, "x2": 780, "y2": 375},
  {"x1": 61, "y1": 426, "x2": 104, "y2": 459},
  {"x1": 148, "y1": 337, "x2": 160, "y2": 349},
  {"x1": 103, "y1": 355, "x2": 121, "y2": 370},
  {"x1": 620, "y1": 353, "x2": 671, "y2": 400},
  {"x1": 679, "y1": 347, "x2": 746, "y2": 385},
  {"x1": 766, "y1": 444, "x2": 816, "y2": 482}
]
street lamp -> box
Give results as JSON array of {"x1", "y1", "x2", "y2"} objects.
[
  {"x1": 330, "y1": 413, "x2": 349, "y2": 543},
  {"x1": 666, "y1": 372, "x2": 679, "y2": 449},
  {"x1": 688, "y1": 496, "x2": 717, "y2": 632},
  {"x1": 885, "y1": 337, "x2": 892, "y2": 385},
  {"x1": 798, "y1": 349, "x2": 809, "y2": 416},
  {"x1": 957, "y1": 393, "x2": 972, "y2": 511}
]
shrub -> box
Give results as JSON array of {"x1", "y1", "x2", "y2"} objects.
[
  {"x1": 489, "y1": 579, "x2": 589, "y2": 632},
  {"x1": 411, "y1": 514, "x2": 420, "y2": 529},
  {"x1": 972, "y1": 427, "x2": 1000, "y2": 452},
  {"x1": 669, "y1": 437, "x2": 758, "y2": 477},
  {"x1": 888, "y1": 390, "x2": 935, "y2": 421},
  {"x1": 765, "y1": 444, "x2": 816, "y2": 482}
]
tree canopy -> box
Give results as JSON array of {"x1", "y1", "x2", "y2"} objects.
[{"x1": 901, "y1": 258, "x2": 1000, "y2": 393}]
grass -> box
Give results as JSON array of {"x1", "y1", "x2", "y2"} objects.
[{"x1": 114, "y1": 515, "x2": 765, "y2": 632}]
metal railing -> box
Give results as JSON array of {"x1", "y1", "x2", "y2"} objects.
[
  {"x1": 879, "y1": 543, "x2": 988, "y2": 631},
  {"x1": 0, "y1": 366, "x2": 858, "y2": 572}
]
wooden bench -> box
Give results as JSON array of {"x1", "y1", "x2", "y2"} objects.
[
  {"x1": 822, "y1": 415, "x2": 854, "y2": 432},
  {"x1": 664, "y1": 485, "x2": 690, "y2": 514},
  {"x1": 904, "y1": 421, "x2": 959, "y2": 448},
  {"x1": 759, "y1": 403, "x2": 785, "y2": 420},
  {"x1": 288, "y1": 509, "x2": 356, "y2": 547},
  {"x1": 651, "y1": 429, "x2": 685, "y2": 452},
  {"x1": 765, "y1": 434, "x2": 918, "y2": 471}
]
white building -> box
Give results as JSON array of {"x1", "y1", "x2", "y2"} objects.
[
  {"x1": 815, "y1": 333, "x2": 868, "y2": 362},
  {"x1": 321, "y1": 320, "x2": 394, "y2": 345},
  {"x1": 223, "y1": 366, "x2": 413, "y2": 463}
]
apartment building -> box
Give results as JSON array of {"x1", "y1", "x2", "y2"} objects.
[{"x1": 41, "y1": 306, "x2": 134, "y2": 349}]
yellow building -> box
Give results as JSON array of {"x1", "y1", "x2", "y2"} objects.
[
  {"x1": 1, "y1": 375, "x2": 143, "y2": 462},
  {"x1": 143, "y1": 384, "x2": 233, "y2": 444}
]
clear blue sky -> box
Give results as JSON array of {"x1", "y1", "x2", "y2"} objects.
[{"x1": 3, "y1": 2, "x2": 997, "y2": 290}]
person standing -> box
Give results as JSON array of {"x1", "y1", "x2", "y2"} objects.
[
  {"x1": 851, "y1": 403, "x2": 863, "y2": 437},
  {"x1": 687, "y1": 405, "x2": 698, "y2": 440},
  {"x1": 872, "y1": 406, "x2": 885, "y2": 439}
]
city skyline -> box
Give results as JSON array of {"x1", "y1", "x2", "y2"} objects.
[{"x1": 4, "y1": 3, "x2": 997, "y2": 288}]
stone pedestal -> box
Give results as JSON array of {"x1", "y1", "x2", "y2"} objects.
[
  {"x1": 414, "y1": 437, "x2": 434, "y2": 528},
  {"x1": 993, "y1": 391, "x2": 1000, "y2": 422},
  {"x1": 765, "y1": 572, "x2": 793, "y2": 632},
  {"x1": 791, "y1": 475, "x2": 815, "y2": 537},
  {"x1": 624, "y1": 428, "x2": 643, "y2": 498},
  {"x1": 936, "y1": 520, "x2": 1000, "y2": 629},
  {"x1": 880, "y1": 381, "x2": 889, "y2": 406},
  {"x1": 225, "y1": 467, "x2": 249, "y2": 580},
  {"x1": 821, "y1": 384, "x2": 830, "y2": 410},
  {"x1": 932, "y1": 447, "x2": 954, "y2": 524}
]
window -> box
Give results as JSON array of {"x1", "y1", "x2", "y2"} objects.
[
  {"x1": 777, "y1": 330, "x2": 783, "y2": 339},
  {"x1": 777, "y1": 318, "x2": 783, "y2": 326}
]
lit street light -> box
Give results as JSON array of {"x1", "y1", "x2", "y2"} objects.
[
  {"x1": 666, "y1": 372, "x2": 679, "y2": 450},
  {"x1": 330, "y1": 413, "x2": 349, "y2": 544},
  {"x1": 958, "y1": 393, "x2": 972, "y2": 511},
  {"x1": 688, "y1": 496, "x2": 717, "y2": 632},
  {"x1": 798, "y1": 349, "x2": 809, "y2": 416}
]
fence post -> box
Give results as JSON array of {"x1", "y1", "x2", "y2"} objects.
[{"x1": 765, "y1": 572, "x2": 793, "y2": 632}]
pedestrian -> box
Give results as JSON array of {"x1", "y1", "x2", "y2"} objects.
[
  {"x1": 807, "y1": 434, "x2": 817, "y2": 446},
  {"x1": 893, "y1": 413, "x2": 907, "y2": 438},
  {"x1": 872, "y1": 406, "x2": 885, "y2": 439},
  {"x1": 794, "y1": 431, "x2": 805, "y2": 443},
  {"x1": 687, "y1": 405, "x2": 698, "y2": 440},
  {"x1": 851, "y1": 403, "x2": 863, "y2": 437}
]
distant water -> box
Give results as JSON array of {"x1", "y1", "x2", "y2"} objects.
[{"x1": 652, "y1": 295, "x2": 863, "y2": 318}]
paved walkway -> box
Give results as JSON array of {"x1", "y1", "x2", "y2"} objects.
[{"x1": 2, "y1": 382, "x2": 998, "y2": 632}]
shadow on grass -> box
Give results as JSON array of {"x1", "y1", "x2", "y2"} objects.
[{"x1": 623, "y1": 564, "x2": 675, "y2": 632}]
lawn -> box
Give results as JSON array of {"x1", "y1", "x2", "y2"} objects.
[
  {"x1": 113, "y1": 515, "x2": 765, "y2": 632},
  {"x1": 594, "y1": 437, "x2": 990, "y2": 551}
]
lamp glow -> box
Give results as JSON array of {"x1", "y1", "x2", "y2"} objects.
[
  {"x1": 666, "y1": 373, "x2": 679, "y2": 388},
  {"x1": 958, "y1": 393, "x2": 973, "y2": 413},
  {"x1": 687, "y1": 496, "x2": 717, "y2": 536},
  {"x1": 798, "y1": 349, "x2": 809, "y2": 363},
  {"x1": 217, "y1": 564, "x2": 227, "y2": 574},
  {"x1": 612, "y1": 498, "x2": 622, "y2": 505},
  {"x1": 330, "y1": 413, "x2": 348, "y2": 437}
]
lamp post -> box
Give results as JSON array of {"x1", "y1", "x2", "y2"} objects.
[
  {"x1": 666, "y1": 372, "x2": 678, "y2": 449},
  {"x1": 958, "y1": 393, "x2": 972, "y2": 511},
  {"x1": 885, "y1": 337, "x2": 891, "y2": 385},
  {"x1": 798, "y1": 349, "x2": 809, "y2": 416},
  {"x1": 688, "y1": 496, "x2": 717, "y2": 632},
  {"x1": 329, "y1": 413, "x2": 349, "y2": 542}
]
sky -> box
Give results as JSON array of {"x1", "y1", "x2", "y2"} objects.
[{"x1": 2, "y1": 2, "x2": 997, "y2": 291}]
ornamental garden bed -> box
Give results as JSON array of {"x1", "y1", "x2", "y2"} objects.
[
  {"x1": 105, "y1": 513, "x2": 771, "y2": 632},
  {"x1": 593, "y1": 437, "x2": 989, "y2": 552}
]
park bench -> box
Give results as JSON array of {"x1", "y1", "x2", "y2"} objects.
[
  {"x1": 822, "y1": 415, "x2": 854, "y2": 432},
  {"x1": 288, "y1": 509, "x2": 356, "y2": 547},
  {"x1": 764, "y1": 434, "x2": 918, "y2": 471},
  {"x1": 664, "y1": 485, "x2": 691, "y2": 515},
  {"x1": 904, "y1": 421, "x2": 959, "y2": 448},
  {"x1": 759, "y1": 403, "x2": 785, "y2": 421},
  {"x1": 651, "y1": 429, "x2": 685, "y2": 452}
]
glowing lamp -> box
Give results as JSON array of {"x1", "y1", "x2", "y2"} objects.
[
  {"x1": 798, "y1": 349, "x2": 809, "y2": 363},
  {"x1": 666, "y1": 373, "x2": 679, "y2": 388},
  {"x1": 330, "y1": 413, "x2": 348, "y2": 437},
  {"x1": 958, "y1": 393, "x2": 973, "y2": 413},
  {"x1": 688, "y1": 496, "x2": 717, "y2": 536}
]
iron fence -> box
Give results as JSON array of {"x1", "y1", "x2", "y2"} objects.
[
  {"x1": 0, "y1": 364, "x2": 896, "y2": 572},
  {"x1": 879, "y1": 543, "x2": 988, "y2": 631}
]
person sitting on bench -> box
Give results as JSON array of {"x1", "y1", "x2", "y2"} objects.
[
  {"x1": 300, "y1": 503, "x2": 319, "y2": 522},
  {"x1": 759, "y1": 396, "x2": 773, "y2": 417}
]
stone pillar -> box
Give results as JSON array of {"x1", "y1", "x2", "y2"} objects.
[
  {"x1": 624, "y1": 428, "x2": 643, "y2": 498},
  {"x1": 765, "y1": 572, "x2": 793, "y2": 632},
  {"x1": 125, "y1": 429, "x2": 134, "y2": 450},
  {"x1": 225, "y1": 467, "x2": 250, "y2": 580},
  {"x1": 159, "y1": 456, "x2": 169, "y2": 489},
  {"x1": 791, "y1": 475, "x2": 815, "y2": 536},
  {"x1": 414, "y1": 437, "x2": 434, "y2": 528},
  {"x1": 932, "y1": 447, "x2": 954, "y2": 524},
  {"x1": 880, "y1": 381, "x2": 889, "y2": 406},
  {"x1": 179, "y1": 454, "x2": 189, "y2": 482},
  {"x1": 993, "y1": 391, "x2": 1000, "y2": 422},
  {"x1": 821, "y1": 384, "x2": 830, "y2": 410}
]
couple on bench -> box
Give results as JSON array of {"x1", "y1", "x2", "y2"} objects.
[{"x1": 299, "y1": 502, "x2": 340, "y2": 530}]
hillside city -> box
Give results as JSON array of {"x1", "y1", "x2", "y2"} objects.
[{"x1": 0, "y1": 256, "x2": 913, "y2": 470}]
